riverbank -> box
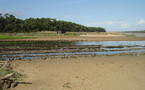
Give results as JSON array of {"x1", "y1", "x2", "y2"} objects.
[
  {"x1": 11, "y1": 55, "x2": 145, "y2": 90},
  {"x1": 0, "y1": 32, "x2": 145, "y2": 41},
  {"x1": 25, "y1": 36, "x2": 145, "y2": 41}
]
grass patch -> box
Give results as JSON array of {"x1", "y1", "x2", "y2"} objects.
[
  {"x1": 0, "y1": 61, "x2": 22, "y2": 81},
  {"x1": 0, "y1": 67, "x2": 22, "y2": 81},
  {"x1": 63, "y1": 82, "x2": 72, "y2": 89},
  {"x1": 0, "y1": 35, "x2": 32, "y2": 40},
  {"x1": 0, "y1": 31, "x2": 83, "y2": 38},
  {"x1": 0, "y1": 62, "x2": 22, "y2": 90},
  {"x1": 0, "y1": 41, "x2": 73, "y2": 46}
]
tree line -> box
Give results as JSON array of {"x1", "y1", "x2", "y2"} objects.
[{"x1": 0, "y1": 13, "x2": 106, "y2": 33}]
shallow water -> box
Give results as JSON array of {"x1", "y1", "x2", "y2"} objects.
[
  {"x1": 75, "y1": 41, "x2": 145, "y2": 46},
  {"x1": 0, "y1": 41, "x2": 145, "y2": 60}
]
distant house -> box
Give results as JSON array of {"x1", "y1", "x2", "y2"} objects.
[{"x1": 57, "y1": 30, "x2": 66, "y2": 34}]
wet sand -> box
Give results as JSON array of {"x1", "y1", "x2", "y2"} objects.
[{"x1": 11, "y1": 55, "x2": 145, "y2": 90}]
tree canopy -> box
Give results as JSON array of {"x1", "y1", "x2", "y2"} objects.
[{"x1": 0, "y1": 13, "x2": 106, "y2": 33}]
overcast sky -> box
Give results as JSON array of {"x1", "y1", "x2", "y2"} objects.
[{"x1": 0, "y1": 0, "x2": 145, "y2": 31}]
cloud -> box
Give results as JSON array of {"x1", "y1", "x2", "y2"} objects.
[{"x1": 137, "y1": 19, "x2": 145, "y2": 25}]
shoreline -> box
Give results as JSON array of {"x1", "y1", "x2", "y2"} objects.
[{"x1": 0, "y1": 32, "x2": 145, "y2": 41}]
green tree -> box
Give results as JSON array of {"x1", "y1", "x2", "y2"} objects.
[{"x1": 0, "y1": 13, "x2": 106, "y2": 33}]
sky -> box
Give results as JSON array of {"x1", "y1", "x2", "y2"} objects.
[{"x1": 0, "y1": 0, "x2": 145, "y2": 31}]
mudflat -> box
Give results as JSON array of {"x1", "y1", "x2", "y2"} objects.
[{"x1": 11, "y1": 55, "x2": 145, "y2": 90}]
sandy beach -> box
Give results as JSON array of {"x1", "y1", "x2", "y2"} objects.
[{"x1": 11, "y1": 55, "x2": 145, "y2": 90}]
